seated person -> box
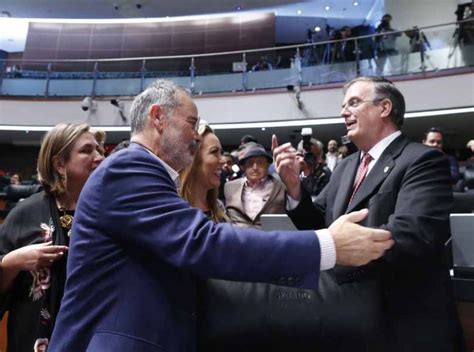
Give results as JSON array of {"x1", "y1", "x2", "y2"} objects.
[{"x1": 224, "y1": 143, "x2": 284, "y2": 228}]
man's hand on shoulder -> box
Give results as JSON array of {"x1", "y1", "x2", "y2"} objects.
[{"x1": 329, "y1": 209, "x2": 394, "y2": 266}]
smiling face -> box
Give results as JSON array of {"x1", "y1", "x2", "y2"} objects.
[
  {"x1": 196, "y1": 132, "x2": 225, "y2": 191},
  {"x1": 341, "y1": 81, "x2": 386, "y2": 152},
  {"x1": 243, "y1": 156, "x2": 270, "y2": 184},
  {"x1": 57, "y1": 132, "x2": 104, "y2": 192},
  {"x1": 328, "y1": 140, "x2": 338, "y2": 153}
]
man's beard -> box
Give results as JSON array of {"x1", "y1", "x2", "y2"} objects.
[{"x1": 161, "y1": 126, "x2": 197, "y2": 171}]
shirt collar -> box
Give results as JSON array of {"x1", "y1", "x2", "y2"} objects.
[
  {"x1": 244, "y1": 175, "x2": 271, "y2": 189},
  {"x1": 365, "y1": 130, "x2": 401, "y2": 162},
  {"x1": 133, "y1": 142, "x2": 181, "y2": 189}
]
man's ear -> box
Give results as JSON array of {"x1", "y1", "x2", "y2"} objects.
[
  {"x1": 379, "y1": 99, "x2": 393, "y2": 119},
  {"x1": 150, "y1": 104, "x2": 164, "y2": 133}
]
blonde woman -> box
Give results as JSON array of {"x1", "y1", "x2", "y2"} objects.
[{"x1": 0, "y1": 123, "x2": 104, "y2": 352}]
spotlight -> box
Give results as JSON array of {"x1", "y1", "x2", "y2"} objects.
[
  {"x1": 353, "y1": 1, "x2": 359, "y2": 6},
  {"x1": 81, "y1": 97, "x2": 97, "y2": 112},
  {"x1": 314, "y1": 26, "x2": 321, "y2": 32},
  {"x1": 297, "y1": 10, "x2": 302, "y2": 15},
  {"x1": 325, "y1": 5, "x2": 330, "y2": 11},
  {"x1": 235, "y1": 5, "x2": 242, "y2": 11}
]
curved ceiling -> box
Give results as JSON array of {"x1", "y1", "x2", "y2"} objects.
[{"x1": 0, "y1": 0, "x2": 377, "y2": 19}]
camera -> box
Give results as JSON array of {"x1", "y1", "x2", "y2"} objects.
[
  {"x1": 81, "y1": 97, "x2": 96, "y2": 112},
  {"x1": 301, "y1": 127, "x2": 317, "y2": 165}
]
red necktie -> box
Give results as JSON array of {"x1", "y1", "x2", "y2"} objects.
[{"x1": 349, "y1": 153, "x2": 373, "y2": 203}]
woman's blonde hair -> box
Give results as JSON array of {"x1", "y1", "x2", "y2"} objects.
[
  {"x1": 37, "y1": 122, "x2": 90, "y2": 197},
  {"x1": 180, "y1": 123, "x2": 228, "y2": 223}
]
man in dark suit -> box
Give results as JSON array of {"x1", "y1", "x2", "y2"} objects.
[
  {"x1": 48, "y1": 80, "x2": 393, "y2": 352},
  {"x1": 273, "y1": 76, "x2": 462, "y2": 351}
]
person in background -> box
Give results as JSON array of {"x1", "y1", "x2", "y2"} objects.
[
  {"x1": 325, "y1": 139, "x2": 340, "y2": 172},
  {"x1": 296, "y1": 146, "x2": 331, "y2": 200},
  {"x1": 0, "y1": 123, "x2": 104, "y2": 352},
  {"x1": 218, "y1": 151, "x2": 239, "y2": 202},
  {"x1": 224, "y1": 143, "x2": 285, "y2": 228},
  {"x1": 9, "y1": 173, "x2": 22, "y2": 185},
  {"x1": 375, "y1": 14, "x2": 401, "y2": 57},
  {"x1": 422, "y1": 127, "x2": 460, "y2": 184},
  {"x1": 91, "y1": 129, "x2": 107, "y2": 157},
  {"x1": 338, "y1": 145, "x2": 349, "y2": 159},
  {"x1": 467, "y1": 139, "x2": 474, "y2": 154}
]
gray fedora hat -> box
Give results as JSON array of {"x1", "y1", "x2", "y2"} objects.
[{"x1": 239, "y1": 143, "x2": 273, "y2": 165}]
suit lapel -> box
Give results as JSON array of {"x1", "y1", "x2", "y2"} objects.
[
  {"x1": 346, "y1": 154, "x2": 394, "y2": 213},
  {"x1": 227, "y1": 179, "x2": 246, "y2": 214},
  {"x1": 333, "y1": 153, "x2": 359, "y2": 218},
  {"x1": 346, "y1": 134, "x2": 409, "y2": 213},
  {"x1": 258, "y1": 177, "x2": 281, "y2": 215}
]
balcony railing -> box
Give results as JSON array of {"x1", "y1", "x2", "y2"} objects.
[{"x1": 0, "y1": 20, "x2": 473, "y2": 97}]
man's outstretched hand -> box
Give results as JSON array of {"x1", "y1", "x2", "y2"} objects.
[{"x1": 329, "y1": 209, "x2": 394, "y2": 266}]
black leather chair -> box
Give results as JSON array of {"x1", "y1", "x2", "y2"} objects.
[
  {"x1": 4, "y1": 184, "x2": 42, "y2": 210},
  {"x1": 464, "y1": 167, "x2": 474, "y2": 191},
  {"x1": 453, "y1": 192, "x2": 474, "y2": 213}
]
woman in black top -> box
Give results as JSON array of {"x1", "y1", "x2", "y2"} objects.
[{"x1": 0, "y1": 123, "x2": 104, "y2": 352}]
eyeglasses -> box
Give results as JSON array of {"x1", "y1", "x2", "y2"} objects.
[{"x1": 341, "y1": 98, "x2": 383, "y2": 111}]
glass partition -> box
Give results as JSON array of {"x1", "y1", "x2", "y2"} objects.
[{"x1": 1, "y1": 20, "x2": 472, "y2": 97}]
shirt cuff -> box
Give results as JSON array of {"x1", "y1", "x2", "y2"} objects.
[
  {"x1": 315, "y1": 229, "x2": 336, "y2": 271},
  {"x1": 286, "y1": 194, "x2": 300, "y2": 211}
]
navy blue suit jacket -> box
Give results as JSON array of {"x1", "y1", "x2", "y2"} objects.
[{"x1": 49, "y1": 143, "x2": 321, "y2": 352}]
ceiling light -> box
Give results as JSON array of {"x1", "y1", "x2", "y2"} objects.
[
  {"x1": 314, "y1": 26, "x2": 321, "y2": 32},
  {"x1": 236, "y1": 5, "x2": 242, "y2": 11},
  {"x1": 297, "y1": 10, "x2": 302, "y2": 15},
  {"x1": 325, "y1": 5, "x2": 330, "y2": 11},
  {"x1": 353, "y1": 1, "x2": 359, "y2": 6}
]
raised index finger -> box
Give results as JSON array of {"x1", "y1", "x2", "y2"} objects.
[{"x1": 271, "y1": 134, "x2": 279, "y2": 152}]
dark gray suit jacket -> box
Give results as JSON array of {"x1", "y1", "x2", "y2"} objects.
[{"x1": 289, "y1": 134, "x2": 462, "y2": 352}]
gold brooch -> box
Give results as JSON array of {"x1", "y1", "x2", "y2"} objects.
[{"x1": 59, "y1": 213, "x2": 74, "y2": 229}]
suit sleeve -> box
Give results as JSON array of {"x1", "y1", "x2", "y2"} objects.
[
  {"x1": 80, "y1": 150, "x2": 322, "y2": 289},
  {"x1": 382, "y1": 148, "x2": 453, "y2": 267}
]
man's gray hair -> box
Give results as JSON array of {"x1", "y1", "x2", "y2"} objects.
[{"x1": 130, "y1": 79, "x2": 189, "y2": 134}]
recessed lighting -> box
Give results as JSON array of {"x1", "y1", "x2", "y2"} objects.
[
  {"x1": 261, "y1": 127, "x2": 266, "y2": 131},
  {"x1": 236, "y1": 5, "x2": 242, "y2": 11},
  {"x1": 325, "y1": 5, "x2": 330, "y2": 11},
  {"x1": 353, "y1": 1, "x2": 359, "y2": 6},
  {"x1": 314, "y1": 26, "x2": 321, "y2": 32},
  {"x1": 297, "y1": 10, "x2": 302, "y2": 15}
]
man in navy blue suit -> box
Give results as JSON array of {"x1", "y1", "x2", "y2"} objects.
[{"x1": 49, "y1": 80, "x2": 393, "y2": 352}]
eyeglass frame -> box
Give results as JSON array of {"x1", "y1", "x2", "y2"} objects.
[{"x1": 341, "y1": 97, "x2": 385, "y2": 111}]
